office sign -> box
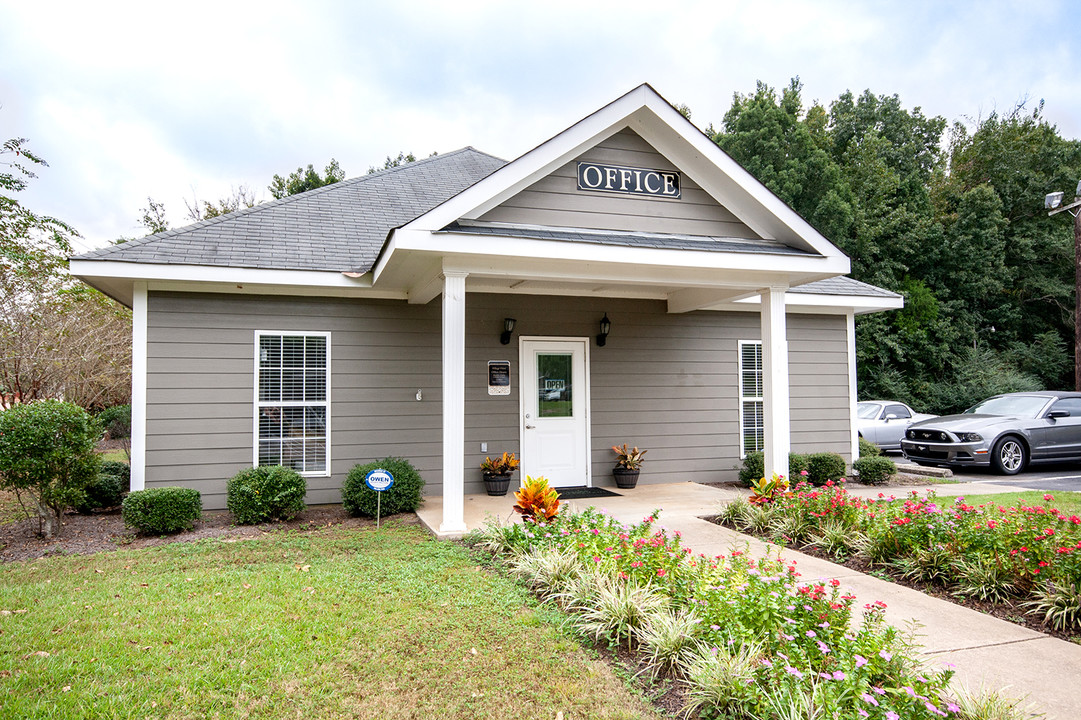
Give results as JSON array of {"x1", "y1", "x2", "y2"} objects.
[
  {"x1": 576, "y1": 161, "x2": 681, "y2": 199},
  {"x1": 488, "y1": 360, "x2": 511, "y2": 396}
]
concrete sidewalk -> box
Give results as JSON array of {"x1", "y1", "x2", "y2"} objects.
[{"x1": 416, "y1": 480, "x2": 1081, "y2": 719}]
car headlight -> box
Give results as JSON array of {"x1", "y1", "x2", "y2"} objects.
[{"x1": 956, "y1": 432, "x2": 983, "y2": 442}]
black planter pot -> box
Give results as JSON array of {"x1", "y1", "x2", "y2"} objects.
[
  {"x1": 613, "y1": 466, "x2": 640, "y2": 489},
  {"x1": 483, "y1": 472, "x2": 513, "y2": 496}
]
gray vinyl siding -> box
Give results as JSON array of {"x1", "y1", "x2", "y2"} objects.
[
  {"x1": 478, "y1": 129, "x2": 761, "y2": 238},
  {"x1": 144, "y1": 291, "x2": 852, "y2": 508}
]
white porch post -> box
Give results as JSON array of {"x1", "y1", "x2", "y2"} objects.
[
  {"x1": 761, "y1": 287, "x2": 790, "y2": 481},
  {"x1": 130, "y1": 281, "x2": 147, "y2": 491},
  {"x1": 440, "y1": 271, "x2": 469, "y2": 535}
]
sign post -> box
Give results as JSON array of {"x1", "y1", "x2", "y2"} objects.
[{"x1": 364, "y1": 468, "x2": 395, "y2": 529}]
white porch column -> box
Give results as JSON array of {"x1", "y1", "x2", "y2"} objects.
[
  {"x1": 761, "y1": 287, "x2": 790, "y2": 482},
  {"x1": 440, "y1": 271, "x2": 469, "y2": 535},
  {"x1": 130, "y1": 282, "x2": 147, "y2": 491}
]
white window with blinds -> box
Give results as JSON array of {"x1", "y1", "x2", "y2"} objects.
[
  {"x1": 738, "y1": 340, "x2": 764, "y2": 458},
  {"x1": 254, "y1": 332, "x2": 330, "y2": 475}
]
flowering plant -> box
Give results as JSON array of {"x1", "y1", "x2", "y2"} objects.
[{"x1": 512, "y1": 475, "x2": 559, "y2": 524}]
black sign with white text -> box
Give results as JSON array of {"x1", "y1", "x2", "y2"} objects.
[{"x1": 576, "y1": 162, "x2": 681, "y2": 199}]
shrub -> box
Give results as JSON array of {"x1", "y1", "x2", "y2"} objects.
[
  {"x1": 804, "y1": 452, "x2": 846, "y2": 485},
  {"x1": 227, "y1": 465, "x2": 307, "y2": 524},
  {"x1": 0, "y1": 400, "x2": 101, "y2": 536},
  {"x1": 74, "y1": 471, "x2": 126, "y2": 513},
  {"x1": 97, "y1": 404, "x2": 131, "y2": 440},
  {"x1": 738, "y1": 451, "x2": 808, "y2": 487},
  {"x1": 99, "y1": 460, "x2": 131, "y2": 486},
  {"x1": 342, "y1": 457, "x2": 424, "y2": 518},
  {"x1": 858, "y1": 435, "x2": 881, "y2": 458},
  {"x1": 852, "y1": 455, "x2": 896, "y2": 485},
  {"x1": 122, "y1": 487, "x2": 202, "y2": 534}
]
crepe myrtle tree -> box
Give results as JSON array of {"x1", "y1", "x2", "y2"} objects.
[{"x1": 0, "y1": 400, "x2": 102, "y2": 537}]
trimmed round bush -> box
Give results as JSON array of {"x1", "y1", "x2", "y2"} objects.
[
  {"x1": 343, "y1": 458, "x2": 424, "y2": 518},
  {"x1": 858, "y1": 436, "x2": 881, "y2": 458},
  {"x1": 100, "y1": 460, "x2": 131, "y2": 485},
  {"x1": 97, "y1": 404, "x2": 131, "y2": 440},
  {"x1": 75, "y1": 471, "x2": 126, "y2": 513},
  {"x1": 227, "y1": 465, "x2": 307, "y2": 524},
  {"x1": 853, "y1": 455, "x2": 896, "y2": 485},
  {"x1": 737, "y1": 451, "x2": 810, "y2": 487},
  {"x1": 122, "y1": 487, "x2": 202, "y2": 534},
  {"x1": 805, "y1": 452, "x2": 847, "y2": 486}
]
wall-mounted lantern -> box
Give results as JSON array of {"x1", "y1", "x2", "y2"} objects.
[
  {"x1": 500, "y1": 317, "x2": 517, "y2": 345},
  {"x1": 596, "y1": 313, "x2": 611, "y2": 347}
]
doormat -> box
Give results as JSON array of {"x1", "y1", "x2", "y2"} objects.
[{"x1": 556, "y1": 487, "x2": 622, "y2": 500}]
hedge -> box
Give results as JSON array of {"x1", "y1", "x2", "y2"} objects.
[
  {"x1": 122, "y1": 487, "x2": 202, "y2": 534},
  {"x1": 805, "y1": 452, "x2": 847, "y2": 486},
  {"x1": 737, "y1": 451, "x2": 810, "y2": 487},
  {"x1": 853, "y1": 455, "x2": 897, "y2": 485},
  {"x1": 342, "y1": 458, "x2": 424, "y2": 518},
  {"x1": 227, "y1": 465, "x2": 307, "y2": 524}
]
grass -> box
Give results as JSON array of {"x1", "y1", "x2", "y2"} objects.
[
  {"x1": 96, "y1": 448, "x2": 129, "y2": 463},
  {"x1": 952, "y1": 489, "x2": 1081, "y2": 516},
  {"x1": 0, "y1": 490, "x2": 27, "y2": 526},
  {"x1": 0, "y1": 522, "x2": 658, "y2": 719}
]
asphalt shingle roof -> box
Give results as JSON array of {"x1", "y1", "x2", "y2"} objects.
[
  {"x1": 73, "y1": 147, "x2": 896, "y2": 300},
  {"x1": 75, "y1": 148, "x2": 508, "y2": 273}
]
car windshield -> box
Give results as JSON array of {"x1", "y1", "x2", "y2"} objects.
[
  {"x1": 964, "y1": 395, "x2": 1050, "y2": 419},
  {"x1": 857, "y1": 403, "x2": 882, "y2": 419}
]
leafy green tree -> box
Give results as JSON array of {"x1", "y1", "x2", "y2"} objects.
[
  {"x1": 0, "y1": 400, "x2": 102, "y2": 537},
  {"x1": 138, "y1": 197, "x2": 169, "y2": 234},
  {"x1": 184, "y1": 185, "x2": 258, "y2": 221},
  {"x1": 268, "y1": 159, "x2": 345, "y2": 199}
]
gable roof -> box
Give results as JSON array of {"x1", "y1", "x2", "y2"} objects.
[{"x1": 74, "y1": 147, "x2": 506, "y2": 273}]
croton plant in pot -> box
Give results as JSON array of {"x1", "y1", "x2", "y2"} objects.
[
  {"x1": 479, "y1": 451, "x2": 520, "y2": 496},
  {"x1": 611, "y1": 443, "x2": 646, "y2": 489}
]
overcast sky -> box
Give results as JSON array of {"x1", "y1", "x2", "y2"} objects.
[{"x1": 2, "y1": 0, "x2": 1078, "y2": 253}]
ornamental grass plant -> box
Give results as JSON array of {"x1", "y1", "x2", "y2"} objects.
[{"x1": 472, "y1": 507, "x2": 964, "y2": 719}]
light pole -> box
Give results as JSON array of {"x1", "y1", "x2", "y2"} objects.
[{"x1": 1047, "y1": 181, "x2": 1081, "y2": 391}]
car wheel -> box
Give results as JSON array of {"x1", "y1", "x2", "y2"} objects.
[{"x1": 991, "y1": 436, "x2": 1027, "y2": 475}]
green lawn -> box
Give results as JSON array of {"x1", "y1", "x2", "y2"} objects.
[
  {"x1": 952, "y1": 489, "x2": 1081, "y2": 516},
  {"x1": 0, "y1": 522, "x2": 658, "y2": 719},
  {"x1": 96, "y1": 448, "x2": 129, "y2": 463}
]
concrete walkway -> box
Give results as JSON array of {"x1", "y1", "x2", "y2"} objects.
[{"x1": 416, "y1": 480, "x2": 1081, "y2": 719}]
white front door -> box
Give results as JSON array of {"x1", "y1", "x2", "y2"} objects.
[{"x1": 520, "y1": 338, "x2": 590, "y2": 488}]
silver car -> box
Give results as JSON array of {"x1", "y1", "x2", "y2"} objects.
[
  {"x1": 857, "y1": 401, "x2": 935, "y2": 451},
  {"x1": 900, "y1": 391, "x2": 1081, "y2": 475}
]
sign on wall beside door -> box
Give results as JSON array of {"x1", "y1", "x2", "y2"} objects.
[{"x1": 488, "y1": 360, "x2": 511, "y2": 395}]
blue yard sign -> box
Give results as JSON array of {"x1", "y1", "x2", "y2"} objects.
[{"x1": 364, "y1": 468, "x2": 394, "y2": 528}]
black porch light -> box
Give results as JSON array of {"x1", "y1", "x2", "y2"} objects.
[
  {"x1": 596, "y1": 313, "x2": 611, "y2": 347},
  {"x1": 500, "y1": 317, "x2": 517, "y2": 345}
]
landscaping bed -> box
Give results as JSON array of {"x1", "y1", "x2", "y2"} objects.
[{"x1": 709, "y1": 481, "x2": 1081, "y2": 643}]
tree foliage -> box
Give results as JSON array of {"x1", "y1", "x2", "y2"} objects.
[
  {"x1": 268, "y1": 159, "x2": 345, "y2": 199},
  {"x1": 712, "y1": 80, "x2": 1081, "y2": 413},
  {"x1": 1, "y1": 136, "x2": 132, "y2": 410},
  {"x1": 0, "y1": 400, "x2": 101, "y2": 537}
]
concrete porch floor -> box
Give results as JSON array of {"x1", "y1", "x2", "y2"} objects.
[{"x1": 416, "y1": 480, "x2": 1081, "y2": 719}]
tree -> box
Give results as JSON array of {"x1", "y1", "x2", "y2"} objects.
[
  {"x1": 184, "y1": 185, "x2": 258, "y2": 222},
  {"x1": 0, "y1": 400, "x2": 102, "y2": 537},
  {"x1": 138, "y1": 197, "x2": 169, "y2": 234},
  {"x1": 0, "y1": 135, "x2": 132, "y2": 409},
  {"x1": 268, "y1": 159, "x2": 345, "y2": 199}
]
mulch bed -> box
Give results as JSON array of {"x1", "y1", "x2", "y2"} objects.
[{"x1": 0, "y1": 498, "x2": 403, "y2": 564}]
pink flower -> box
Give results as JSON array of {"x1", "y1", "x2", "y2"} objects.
[
  {"x1": 886, "y1": 712, "x2": 900, "y2": 720},
  {"x1": 860, "y1": 693, "x2": 879, "y2": 707},
  {"x1": 1044, "y1": 494, "x2": 1054, "y2": 502},
  {"x1": 854, "y1": 654, "x2": 868, "y2": 667},
  {"x1": 879, "y1": 649, "x2": 893, "y2": 661}
]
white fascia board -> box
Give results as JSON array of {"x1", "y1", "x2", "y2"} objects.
[
  {"x1": 385, "y1": 228, "x2": 850, "y2": 278},
  {"x1": 69, "y1": 260, "x2": 373, "y2": 289}
]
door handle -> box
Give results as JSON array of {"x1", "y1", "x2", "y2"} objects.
[{"x1": 525, "y1": 424, "x2": 536, "y2": 429}]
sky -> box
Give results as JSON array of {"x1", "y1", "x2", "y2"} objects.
[{"x1": 2, "y1": 0, "x2": 1078, "y2": 253}]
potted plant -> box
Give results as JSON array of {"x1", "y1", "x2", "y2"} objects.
[
  {"x1": 611, "y1": 443, "x2": 646, "y2": 489},
  {"x1": 512, "y1": 475, "x2": 560, "y2": 524},
  {"x1": 479, "y1": 451, "x2": 520, "y2": 496}
]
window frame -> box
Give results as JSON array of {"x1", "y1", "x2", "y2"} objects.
[
  {"x1": 738, "y1": 340, "x2": 764, "y2": 459},
  {"x1": 252, "y1": 330, "x2": 331, "y2": 476}
]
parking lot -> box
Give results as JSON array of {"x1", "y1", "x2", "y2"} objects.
[{"x1": 892, "y1": 453, "x2": 1081, "y2": 492}]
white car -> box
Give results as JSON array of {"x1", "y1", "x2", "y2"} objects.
[{"x1": 857, "y1": 401, "x2": 936, "y2": 451}]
